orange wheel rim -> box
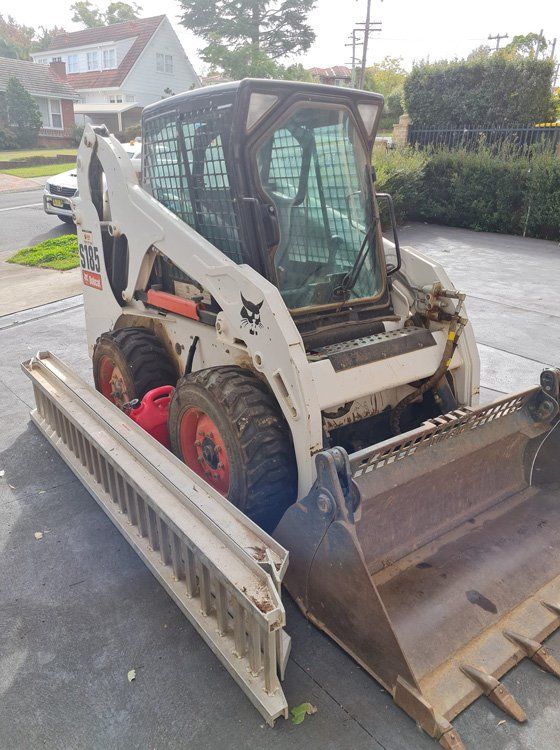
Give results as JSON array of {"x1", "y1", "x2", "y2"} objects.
[{"x1": 179, "y1": 407, "x2": 230, "y2": 495}]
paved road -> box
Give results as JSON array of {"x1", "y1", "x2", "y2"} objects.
[
  {"x1": 0, "y1": 187, "x2": 71, "y2": 259},
  {"x1": 1, "y1": 224, "x2": 560, "y2": 750},
  {"x1": 0, "y1": 186, "x2": 81, "y2": 315}
]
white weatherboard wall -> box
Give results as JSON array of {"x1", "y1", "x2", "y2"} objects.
[{"x1": 121, "y1": 17, "x2": 199, "y2": 105}]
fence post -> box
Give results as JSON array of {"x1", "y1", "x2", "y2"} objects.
[{"x1": 392, "y1": 113, "x2": 411, "y2": 147}]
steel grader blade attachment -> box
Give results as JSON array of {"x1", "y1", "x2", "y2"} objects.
[{"x1": 275, "y1": 370, "x2": 560, "y2": 748}]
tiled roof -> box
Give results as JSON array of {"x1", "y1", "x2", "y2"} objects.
[
  {"x1": 309, "y1": 66, "x2": 352, "y2": 79},
  {"x1": 0, "y1": 57, "x2": 77, "y2": 98},
  {"x1": 37, "y1": 15, "x2": 165, "y2": 89}
]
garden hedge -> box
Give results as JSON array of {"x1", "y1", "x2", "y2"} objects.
[
  {"x1": 403, "y1": 57, "x2": 556, "y2": 127},
  {"x1": 373, "y1": 146, "x2": 560, "y2": 241}
]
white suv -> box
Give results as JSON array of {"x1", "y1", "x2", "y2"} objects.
[{"x1": 43, "y1": 140, "x2": 142, "y2": 223}]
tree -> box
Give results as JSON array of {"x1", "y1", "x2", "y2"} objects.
[
  {"x1": 177, "y1": 0, "x2": 315, "y2": 75},
  {"x1": 0, "y1": 14, "x2": 36, "y2": 59},
  {"x1": 281, "y1": 63, "x2": 313, "y2": 82},
  {"x1": 70, "y1": 1, "x2": 141, "y2": 28},
  {"x1": 364, "y1": 57, "x2": 407, "y2": 97},
  {"x1": 467, "y1": 45, "x2": 492, "y2": 61},
  {"x1": 503, "y1": 32, "x2": 549, "y2": 59},
  {"x1": 105, "y1": 2, "x2": 143, "y2": 24},
  {"x1": 5, "y1": 76, "x2": 42, "y2": 147},
  {"x1": 33, "y1": 25, "x2": 67, "y2": 52},
  {"x1": 0, "y1": 15, "x2": 66, "y2": 58}
]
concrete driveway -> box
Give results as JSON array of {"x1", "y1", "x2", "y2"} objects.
[{"x1": 1, "y1": 224, "x2": 560, "y2": 750}]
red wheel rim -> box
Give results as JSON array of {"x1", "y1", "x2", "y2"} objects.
[
  {"x1": 98, "y1": 355, "x2": 130, "y2": 408},
  {"x1": 179, "y1": 408, "x2": 230, "y2": 495}
]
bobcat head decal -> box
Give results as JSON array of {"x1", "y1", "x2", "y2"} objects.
[{"x1": 240, "y1": 293, "x2": 264, "y2": 335}]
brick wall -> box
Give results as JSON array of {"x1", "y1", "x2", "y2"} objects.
[
  {"x1": 61, "y1": 98, "x2": 75, "y2": 130},
  {"x1": 37, "y1": 98, "x2": 76, "y2": 147}
]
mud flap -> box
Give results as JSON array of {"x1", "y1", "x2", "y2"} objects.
[{"x1": 275, "y1": 370, "x2": 560, "y2": 747}]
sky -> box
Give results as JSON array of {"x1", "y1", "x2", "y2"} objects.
[{"x1": 4, "y1": 0, "x2": 559, "y2": 74}]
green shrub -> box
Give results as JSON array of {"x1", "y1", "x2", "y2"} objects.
[
  {"x1": 373, "y1": 146, "x2": 428, "y2": 223},
  {"x1": 70, "y1": 123, "x2": 85, "y2": 146},
  {"x1": 373, "y1": 145, "x2": 560, "y2": 241},
  {"x1": 117, "y1": 124, "x2": 141, "y2": 142},
  {"x1": 0, "y1": 124, "x2": 18, "y2": 149},
  {"x1": 404, "y1": 57, "x2": 555, "y2": 127}
]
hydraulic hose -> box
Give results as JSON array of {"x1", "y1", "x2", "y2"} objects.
[{"x1": 390, "y1": 317, "x2": 462, "y2": 436}]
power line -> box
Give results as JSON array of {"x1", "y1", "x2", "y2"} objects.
[{"x1": 488, "y1": 32, "x2": 509, "y2": 51}]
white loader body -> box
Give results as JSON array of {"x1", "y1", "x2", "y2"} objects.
[{"x1": 74, "y1": 126, "x2": 479, "y2": 498}]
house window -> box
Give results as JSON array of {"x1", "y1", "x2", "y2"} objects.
[
  {"x1": 109, "y1": 95, "x2": 123, "y2": 103},
  {"x1": 67, "y1": 54, "x2": 79, "y2": 73},
  {"x1": 34, "y1": 97, "x2": 63, "y2": 130},
  {"x1": 87, "y1": 51, "x2": 99, "y2": 71},
  {"x1": 156, "y1": 53, "x2": 173, "y2": 73},
  {"x1": 125, "y1": 94, "x2": 135, "y2": 102},
  {"x1": 102, "y1": 48, "x2": 116, "y2": 69},
  {"x1": 36, "y1": 57, "x2": 48, "y2": 64}
]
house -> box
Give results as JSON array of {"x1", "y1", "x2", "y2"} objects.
[
  {"x1": 30, "y1": 15, "x2": 200, "y2": 125},
  {"x1": 309, "y1": 66, "x2": 352, "y2": 86},
  {"x1": 0, "y1": 57, "x2": 78, "y2": 146}
]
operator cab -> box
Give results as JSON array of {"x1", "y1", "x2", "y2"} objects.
[{"x1": 141, "y1": 79, "x2": 398, "y2": 348}]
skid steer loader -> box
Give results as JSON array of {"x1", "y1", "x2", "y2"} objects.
[{"x1": 23, "y1": 80, "x2": 560, "y2": 748}]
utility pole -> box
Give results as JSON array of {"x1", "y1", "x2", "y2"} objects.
[
  {"x1": 345, "y1": 29, "x2": 363, "y2": 87},
  {"x1": 534, "y1": 28, "x2": 544, "y2": 60},
  {"x1": 357, "y1": 0, "x2": 372, "y2": 89},
  {"x1": 355, "y1": 17, "x2": 382, "y2": 88},
  {"x1": 488, "y1": 32, "x2": 508, "y2": 52}
]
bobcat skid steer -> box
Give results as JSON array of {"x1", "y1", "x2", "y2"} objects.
[{"x1": 23, "y1": 80, "x2": 560, "y2": 748}]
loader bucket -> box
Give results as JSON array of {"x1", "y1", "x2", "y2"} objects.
[{"x1": 275, "y1": 370, "x2": 560, "y2": 749}]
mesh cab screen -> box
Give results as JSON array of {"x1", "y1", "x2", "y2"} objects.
[{"x1": 143, "y1": 103, "x2": 244, "y2": 264}]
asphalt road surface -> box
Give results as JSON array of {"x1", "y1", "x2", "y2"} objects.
[
  {"x1": 1, "y1": 220, "x2": 560, "y2": 750},
  {"x1": 0, "y1": 186, "x2": 73, "y2": 259}
]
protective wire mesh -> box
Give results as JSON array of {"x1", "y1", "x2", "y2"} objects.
[
  {"x1": 260, "y1": 124, "x2": 364, "y2": 265},
  {"x1": 143, "y1": 106, "x2": 243, "y2": 264}
]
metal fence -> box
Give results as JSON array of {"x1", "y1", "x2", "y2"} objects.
[{"x1": 408, "y1": 122, "x2": 560, "y2": 152}]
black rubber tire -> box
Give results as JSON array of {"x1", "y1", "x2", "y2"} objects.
[
  {"x1": 168, "y1": 366, "x2": 297, "y2": 531},
  {"x1": 93, "y1": 327, "x2": 178, "y2": 407}
]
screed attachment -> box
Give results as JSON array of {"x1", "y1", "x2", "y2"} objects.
[
  {"x1": 461, "y1": 665, "x2": 527, "y2": 722},
  {"x1": 505, "y1": 630, "x2": 560, "y2": 679}
]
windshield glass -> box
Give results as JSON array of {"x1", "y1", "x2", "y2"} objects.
[{"x1": 255, "y1": 104, "x2": 382, "y2": 310}]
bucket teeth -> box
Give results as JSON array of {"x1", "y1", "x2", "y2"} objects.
[
  {"x1": 439, "y1": 727, "x2": 465, "y2": 750},
  {"x1": 542, "y1": 600, "x2": 560, "y2": 617},
  {"x1": 461, "y1": 665, "x2": 527, "y2": 722},
  {"x1": 505, "y1": 630, "x2": 560, "y2": 678}
]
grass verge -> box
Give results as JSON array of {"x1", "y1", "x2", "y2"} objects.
[
  {"x1": 7, "y1": 235, "x2": 79, "y2": 271},
  {"x1": 1, "y1": 162, "x2": 76, "y2": 178}
]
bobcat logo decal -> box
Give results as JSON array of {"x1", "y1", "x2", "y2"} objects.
[{"x1": 240, "y1": 293, "x2": 263, "y2": 335}]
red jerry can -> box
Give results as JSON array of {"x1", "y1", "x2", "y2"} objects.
[{"x1": 127, "y1": 385, "x2": 174, "y2": 449}]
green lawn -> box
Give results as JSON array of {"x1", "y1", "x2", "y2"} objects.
[
  {"x1": 2, "y1": 162, "x2": 76, "y2": 178},
  {"x1": 7, "y1": 235, "x2": 79, "y2": 271},
  {"x1": 0, "y1": 147, "x2": 77, "y2": 161}
]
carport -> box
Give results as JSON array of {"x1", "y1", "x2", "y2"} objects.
[{"x1": 74, "y1": 102, "x2": 143, "y2": 134}]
